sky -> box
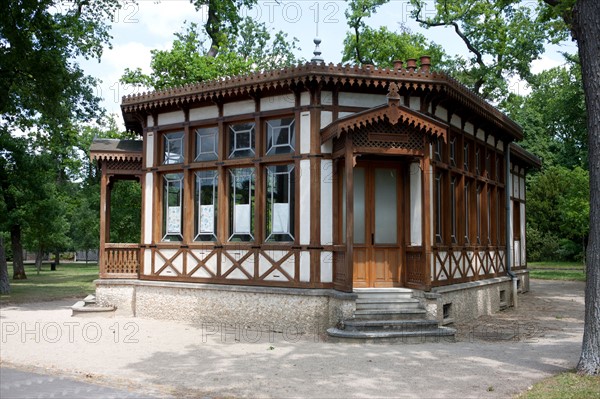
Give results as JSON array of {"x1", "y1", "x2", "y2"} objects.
[{"x1": 79, "y1": 0, "x2": 578, "y2": 125}]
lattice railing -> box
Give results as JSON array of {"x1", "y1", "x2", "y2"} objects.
[
  {"x1": 405, "y1": 247, "x2": 427, "y2": 289},
  {"x1": 431, "y1": 246, "x2": 506, "y2": 286},
  {"x1": 101, "y1": 243, "x2": 140, "y2": 277}
]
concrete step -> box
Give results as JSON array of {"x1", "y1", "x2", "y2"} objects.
[
  {"x1": 71, "y1": 300, "x2": 116, "y2": 318},
  {"x1": 354, "y1": 309, "x2": 427, "y2": 320},
  {"x1": 83, "y1": 294, "x2": 96, "y2": 305},
  {"x1": 353, "y1": 288, "x2": 414, "y2": 293},
  {"x1": 343, "y1": 318, "x2": 439, "y2": 332},
  {"x1": 356, "y1": 297, "x2": 420, "y2": 304},
  {"x1": 326, "y1": 326, "x2": 456, "y2": 343},
  {"x1": 356, "y1": 302, "x2": 422, "y2": 311}
]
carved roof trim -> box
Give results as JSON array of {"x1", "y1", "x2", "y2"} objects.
[
  {"x1": 321, "y1": 100, "x2": 448, "y2": 144},
  {"x1": 89, "y1": 139, "x2": 143, "y2": 161},
  {"x1": 120, "y1": 62, "x2": 522, "y2": 140}
]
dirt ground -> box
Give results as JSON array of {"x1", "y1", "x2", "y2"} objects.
[{"x1": 0, "y1": 279, "x2": 586, "y2": 398}]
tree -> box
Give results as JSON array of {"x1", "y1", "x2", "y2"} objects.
[
  {"x1": 503, "y1": 59, "x2": 587, "y2": 169},
  {"x1": 121, "y1": 18, "x2": 302, "y2": 90},
  {"x1": 0, "y1": 235, "x2": 8, "y2": 294},
  {"x1": 342, "y1": 25, "x2": 458, "y2": 71},
  {"x1": 408, "y1": 0, "x2": 562, "y2": 100},
  {"x1": 541, "y1": 0, "x2": 599, "y2": 376},
  {"x1": 0, "y1": 0, "x2": 120, "y2": 283}
]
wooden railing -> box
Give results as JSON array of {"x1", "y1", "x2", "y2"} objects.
[
  {"x1": 101, "y1": 243, "x2": 140, "y2": 278},
  {"x1": 405, "y1": 247, "x2": 428, "y2": 289}
]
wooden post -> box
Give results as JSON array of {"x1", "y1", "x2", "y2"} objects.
[
  {"x1": 422, "y1": 154, "x2": 432, "y2": 289},
  {"x1": 344, "y1": 134, "x2": 354, "y2": 291},
  {"x1": 99, "y1": 162, "x2": 109, "y2": 275}
]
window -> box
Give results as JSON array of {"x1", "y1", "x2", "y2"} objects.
[
  {"x1": 434, "y1": 138, "x2": 443, "y2": 162},
  {"x1": 195, "y1": 170, "x2": 218, "y2": 241},
  {"x1": 229, "y1": 123, "x2": 255, "y2": 158},
  {"x1": 486, "y1": 151, "x2": 491, "y2": 178},
  {"x1": 476, "y1": 184, "x2": 482, "y2": 244},
  {"x1": 475, "y1": 147, "x2": 481, "y2": 175},
  {"x1": 163, "y1": 132, "x2": 184, "y2": 164},
  {"x1": 449, "y1": 137, "x2": 456, "y2": 167},
  {"x1": 195, "y1": 127, "x2": 218, "y2": 162},
  {"x1": 229, "y1": 168, "x2": 255, "y2": 241},
  {"x1": 162, "y1": 173, "x2": 184, "y2": 241},
  {"x1": 464, "y1": 181, "x2": 470, "y2": 243},
  {"x1": 463, "y1": 142, "x2": 469, "y2": 171},
  {"x1": 487, "y1": 187, "x2": 492, "y2": 244},
  {"x1": 450, "y1": 176, "x2": 457, "y2": 243},
  {"x1": 435, "y1": 172, "x2": 443, "y2": 244},
  {"x1": 266, "y1": 165, "x2": 295, "y2": 241},
  {"x1": 266, "y1": 118, "x2": 295, "y2": 155}
]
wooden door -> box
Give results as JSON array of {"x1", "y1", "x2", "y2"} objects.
[{"x1": 353, "y1": 163, "x2": 403, "y2": 287}]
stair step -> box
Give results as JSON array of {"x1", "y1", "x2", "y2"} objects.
[
  {"x1": 327, "y1": 326, "x2": 456, "y2": 343},
  {"x1": 354, "y1": 309, "x2": 427, "y2": 320},
  {"x1": 356, "y1": 297, "x2": 420, "y2": 304},
  {"x1": 354, "y1": 288, "x2": 414, "y2": 293},
  {"x1": 71, "y1": 300, "x2": 116, "y2": 317},
  {"x1": 343, "y1": 319, "x2": 439, "y2": 332},
  {"x1": 83, "y1": 294, "x2": 96, "y2": 304}
]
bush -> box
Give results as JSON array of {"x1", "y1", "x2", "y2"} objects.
[
  {"x1": 527, "y1": 226, "x2": 584, "y2": 262},
  {"x1": 527, "y1": 226, "x2": 560, "y2": 262}
]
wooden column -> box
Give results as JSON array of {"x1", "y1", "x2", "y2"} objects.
[
  {"x1": 309, "y1": 86, "x2": 322, "y2": 284},
  {"x1": 99, "y1": 162, "x2": 110, "y2": 274},
  {"x1": 422, "y1": 152, "x2": 432, "y2": 289},
  {"x1": 344, "y1": 134, "x2": 354, "y2": 291}
]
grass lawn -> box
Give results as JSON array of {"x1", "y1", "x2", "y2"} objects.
[
  {"x1": 527, "y1": 261, "x2": 586, "y2": 282},
  {"x1": 0, "y1": 262, "x2": 98, "y2": 304},
  {"x1": 516, "y1": 371, "x2": 600, "y2": 399}
]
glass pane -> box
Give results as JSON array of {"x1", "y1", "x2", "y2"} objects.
[
  {"x1": 163, "y1": 132, "x2": 184, "y2": 164},
  {"x1": 266, "y1": 165, "x2": 295, "y2": 241},
  {"x1": 229, "y1": 123, "x2": 255, "y2": 158},
  {"x1": 353, "y1": 168, "x2": 365, "y2": 244},
  {"x1": 162, "y1": 173, "x2": 183, "y2": 241},
  {"x1": 266, "y1": 118, "x2": 295, "y2": 155},
  {"x1": 229, "y1": 168, "x2": 255, "y2": 241},
  {"x1": 374, "y1": 168, "x2": 397, "y2": 244},
  {"x1": 195, "y1": 127, "x2": 218, "y2": 161},
  {"x1": 195, "y1": 170, "x2": 218, "y2": 241}
]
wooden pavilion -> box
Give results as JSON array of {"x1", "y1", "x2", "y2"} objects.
[{"x1": 90, "y1": 57, "x2": 539, "y2": 333}]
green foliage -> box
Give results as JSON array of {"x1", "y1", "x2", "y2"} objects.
[
  {"x1": 342, "y1": 25, "x2": 457, "y2": 70},
  {"x1": 526, "y1": 166, "x2": 589, "y2": 261},
  {"x1": 109, "y1": 181, "x2": 141, "y2": 243},
  {"x1": 121, "y1": 19, "x2": 303, "y2": 91},
  {"x1": 407, "y1": 0, "x2": 561, "y2": 99},
  {"x1": 504, "y1": 59, "x2": 587, "y2": 169}
]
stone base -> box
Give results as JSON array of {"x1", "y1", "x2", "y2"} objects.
[
  {"x1": 413, "y1": 271, "x2": 530, "y2": 326},
  {"x1": 95, "y1": 279, "x2": 356, "y2": 334}
]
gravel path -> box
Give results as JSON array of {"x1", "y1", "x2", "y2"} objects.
[{"x1": 0, "y1": 279, "x2": 585, "y2": 398}]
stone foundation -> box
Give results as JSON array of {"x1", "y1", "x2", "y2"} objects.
[
  {"x1": 95, "y1": 280, "x2": 356, "y2": 334},
  {"x1": 414, "y1": 271, "x2": 530, "y2": 326}
]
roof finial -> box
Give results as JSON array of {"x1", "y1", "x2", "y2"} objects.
[{"x1": 311, "y1": 20, "x2": 324, "y2": 63}]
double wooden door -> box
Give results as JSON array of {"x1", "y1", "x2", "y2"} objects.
[{"x1": 352, "y1": 162, "x2": 404, "y2": 287}]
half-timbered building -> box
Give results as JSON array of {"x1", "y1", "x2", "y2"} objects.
[{"x1": 90, "y1": 56, "x2": 539, "y2": 336}]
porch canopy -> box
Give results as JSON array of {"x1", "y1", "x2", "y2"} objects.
[{"x1": 90, "y1": 139, "x2": 143, "y2": 278}]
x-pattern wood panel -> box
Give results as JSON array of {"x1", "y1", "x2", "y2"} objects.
[
  {"x1": 154, "y1": 248, "x2": 184, "y2": 276},
  {"x1": 186, "y1": 249, "x2": 218, "y2": 278},
  {"x1": 221, "y1": 249, "x2": 254, "y2": 279},
  {"x1": 258, "y1": 250, "x2": 295, "y2": 281},
  {"x1": 432, "y1": 247, "x2": 506, "y2": 286}
]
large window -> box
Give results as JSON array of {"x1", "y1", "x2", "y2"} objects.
[
  {"x1": 195, "y1": 170, "x2": 218, "y2": 241},
  {"x1": 163, "y1": 173, "x2": 184, "y2": 241},
  {"x1": 266, "y1": 118, "x2": 295, "y2": 155},
  {"x1": 229, "y1": 123, "x2": 255, "y2": 158},
  {"x1": 464, "y1": 181, "x2": 470, "y2": 243},
  {"x1": 163, "y1": 132, "x2": 184, "y2": 164},
  {"x1": 450, "y1": 176, "x2": 457, "y2": 244},
  {"x1": 229, "y1": 168, "x2": 255, "y2": 241},
  {"x1": 266, "y1": 165, "x2": 295, "y2": 241},
  {"x1": 195, "y1": 127, "x2": 218, "y2": 162},
  {"x1": 435, "y1": 172, "x2": 443, "y2": 244}
]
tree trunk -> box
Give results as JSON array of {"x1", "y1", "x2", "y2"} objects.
[
  {"x1": 35, "y1": 248, "x2": 43, "y2": 275},
  {"x1": 0, "y1": 236, "x2": 10, "y2": 294},
  {"x1": 54, "y1": 251, "x2": 60, "y2": 266},
  {"x1": 574, "y1": 0, "x2": 600, "y2": 376},
  {"x1": 10, "y1": 224, "x2": 26, "y2": 280}
]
